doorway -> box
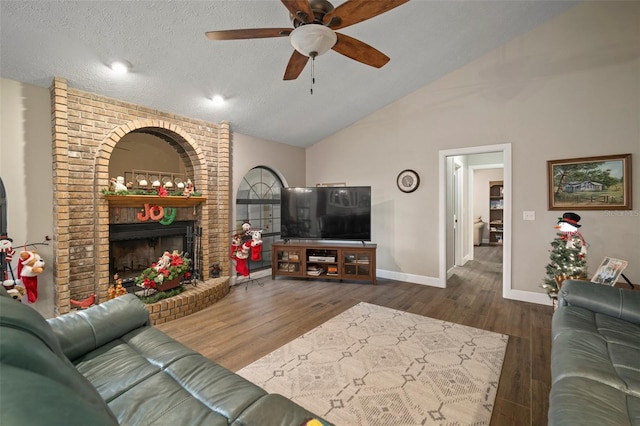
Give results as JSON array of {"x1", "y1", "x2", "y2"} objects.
[{"x1": 439, "y1": 144, "x2": 512, "y2": 297}]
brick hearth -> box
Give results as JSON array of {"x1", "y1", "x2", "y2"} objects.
[
  {"x1": 50, "y1": 77, "x2": 231, "y2": 315},
  {"x1": 144, "y1": 278, "x2": 230, "y2": 325}
]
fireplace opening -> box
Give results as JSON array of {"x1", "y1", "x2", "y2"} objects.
[
  {"x1": 110, "y1": 236, "x2": 185, "y2": 279},
  {"x1": 109, "y1": 221, "x2": 201, "y2": 285}
]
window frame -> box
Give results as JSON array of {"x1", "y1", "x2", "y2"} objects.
[{"x1": 235, "y1": 167, "x2": 283, "y2": 272}]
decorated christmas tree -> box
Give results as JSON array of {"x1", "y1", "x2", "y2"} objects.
[{"x1": 541, "y1": 212, "x2": 588, "y2": 299}]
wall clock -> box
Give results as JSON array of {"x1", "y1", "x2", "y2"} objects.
[{"x1": 397, "y1": 169, "x2": 420, "y2": 193}]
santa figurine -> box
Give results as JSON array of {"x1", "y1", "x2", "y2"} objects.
[
  {"x1": 230, "y1": 233, "x2": 249, "y2": 277},
  {"x1": 17, "y1": 249, "x2": 45, "y2": 303},
  {"x1": 250, "y1": 230, "x2": 263, "y2": 261}
]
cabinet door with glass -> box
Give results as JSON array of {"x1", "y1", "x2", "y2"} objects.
[
  {"x1": 273, "y1": 247, "x2": 303, "y2": 277},
  {"x1": 342, "y1": 250, "x2": 374, "y2": 283}
]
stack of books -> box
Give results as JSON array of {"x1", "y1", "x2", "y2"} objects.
[
  {"x1": 326, "y1": 265, "x2": 338, "y2": 275},
  {"x1": 306, "y1": 265, "x2": 324, "y2": 276}
]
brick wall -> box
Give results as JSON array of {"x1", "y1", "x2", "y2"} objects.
[{"x1": 50, "y1": 77, "x2": 230, "y2": 315}]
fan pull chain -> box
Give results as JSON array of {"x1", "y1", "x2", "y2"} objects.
[{"x1": 310, "y1": 55, "x2": 315, "y2": 95}]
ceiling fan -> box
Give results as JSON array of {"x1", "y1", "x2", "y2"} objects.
[{"x1": 205, "y1": 0, "x2": 410, "y2": 81}]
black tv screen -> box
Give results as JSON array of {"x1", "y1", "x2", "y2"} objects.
[{"x1": 280, "y1": 186, "x2": 371, "y2": 241}]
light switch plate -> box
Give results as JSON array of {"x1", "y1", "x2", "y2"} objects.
[{"x1": 523, "y1": 211, "x2": 535, "y2": 221}]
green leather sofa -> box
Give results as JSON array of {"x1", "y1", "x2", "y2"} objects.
[
  {"x1": 550, "y1": 280, "x2": 640, "y2": 425},
  {"x1": 0, "y1": 290, "x2": 328, "y2": 425}
]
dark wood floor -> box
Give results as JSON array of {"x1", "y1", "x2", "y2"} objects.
[{"x1": 157, "y1": 245, "x2": 553, "y2": 426}]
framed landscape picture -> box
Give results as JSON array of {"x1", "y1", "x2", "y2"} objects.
[{"x1": 547, "y1": 153, "x2": 632, "y2": 210}]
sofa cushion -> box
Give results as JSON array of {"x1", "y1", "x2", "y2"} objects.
[
  {"x1": 73, "y1": 325, "x2": 268, "y2": 425},
  {"x1": 551, "y1": 304, "x2": 640, "y2": 425},
  {"x1": 549, "y1": 376, "x2": 639, "y2": 426}
]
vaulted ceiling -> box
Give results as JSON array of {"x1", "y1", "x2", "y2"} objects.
[{"x1": 0, "y1": 1, "x2": 578, "y2": 147}]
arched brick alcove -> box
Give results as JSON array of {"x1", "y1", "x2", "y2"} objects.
[{"x1": 51, "y1": 77, "x2": 230, "y2": 315}]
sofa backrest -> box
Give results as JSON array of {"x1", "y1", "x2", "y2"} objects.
[
  {"x1": 0, "y1": 291, "x2": 119, "y2": 425},
  {"x1": 559, "y1": 280, "x2": 640, "y2": 325},
  {"x1": 47, "y1": 293, "x2": 151, "y2": 361}
]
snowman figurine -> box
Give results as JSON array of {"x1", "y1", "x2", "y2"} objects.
[
  {"x1": 555, "y1": 212, "x2": 587, "y2": 255},
  {"x1": 111, "y1": 176, "x2": 128, "y2": 192}
]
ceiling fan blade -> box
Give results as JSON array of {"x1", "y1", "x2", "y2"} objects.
[
  {"x1": 332, "y1": 33, "x2": 390, "y2": 68},
  {"x1": 283, "y1": 50, "x2": 310, "y2": 80},
  {"x1": 281, "y1": 0, "x2": 315, "y2": 24},
  {"x1": 324, "y1": 0, "x2": 410, "y2": 30},
  {"x1": 205, "y1": 28, "x2": 292, "y2": 40}
]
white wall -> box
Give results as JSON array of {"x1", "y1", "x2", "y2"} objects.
[
  {"x1": 231, "y1": 131, "x2": 306, "y2": 233},
  {"x1": 231, "y1": 132, "x2": 306, "y2": 192},
  {"x1": 307, "y1": 1, "x2": 640, "y2": 300},
  {"x1": 0, "y1": 79, "x2": 54, "y2": 317}
]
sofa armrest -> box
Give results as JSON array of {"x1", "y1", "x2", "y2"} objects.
[
  {"x1": 558, "y1": 280, "x2": 640, "y2": 325},
  {"x1": 47, "y1": 294, "x2": 151, "y2": 361}
]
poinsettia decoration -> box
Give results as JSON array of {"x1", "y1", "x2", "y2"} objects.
[{"x1": 136, "y1": 250, "x2": 191, "y2": 289}]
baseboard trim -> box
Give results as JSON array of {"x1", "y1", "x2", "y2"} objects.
[
  {"x1": 504, "y1": 288, "x2": 553, "y2": 306},
  {"x1": 377, "y1": 269, "x2": 445, "y2": 288},
  {"x1": 264, "y1": 267, "x2": 552, "y2": 306}
]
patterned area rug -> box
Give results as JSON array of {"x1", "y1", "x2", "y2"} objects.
[{"x1": 237, "y1": 302, "x2": 508, "y2": 425}]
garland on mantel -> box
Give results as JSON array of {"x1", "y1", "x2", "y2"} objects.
[{"x1": 101, "y1": 189, "x2": 202, "y2": 197}]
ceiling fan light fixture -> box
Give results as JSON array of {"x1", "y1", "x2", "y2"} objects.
[{"x1": 289, "y1": 24, "x2": 336, "y2": 57}]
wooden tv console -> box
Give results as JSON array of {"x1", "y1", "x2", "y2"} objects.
[{"x1": 271, "y1": 241, "x2": 377, "y2": 285}]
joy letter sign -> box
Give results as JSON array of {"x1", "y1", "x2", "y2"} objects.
[{"x1": 137, "y1": 204, "x2": 177, "y2": 225}]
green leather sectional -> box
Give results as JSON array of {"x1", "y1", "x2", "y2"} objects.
[
  {"x1": 0, "y1": 291, "x2": 328, "y2": 425},
  {"x1": 550, "y1": 280, "x2": 640, "y2": 425}
]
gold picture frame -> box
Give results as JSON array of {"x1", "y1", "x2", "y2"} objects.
[{"x1": 547, "y1": 154, "x2": 632, "y2": 210}]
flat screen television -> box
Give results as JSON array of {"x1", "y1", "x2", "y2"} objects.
[{"x1": 280, "y1": 186, "x2": 371, "y2": 241}]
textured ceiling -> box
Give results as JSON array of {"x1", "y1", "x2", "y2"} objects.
[{"x1": 0, "y1": 1, "x2": 578, "y2": 147}]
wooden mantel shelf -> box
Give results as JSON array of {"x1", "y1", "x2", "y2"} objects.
[{"x1": 104, "y1": 195, "x2": 206, "y2": 207}]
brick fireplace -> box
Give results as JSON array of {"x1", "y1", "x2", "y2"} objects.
[{"x1": 50, "y1": 77, "x2": 231, "y2": 315}]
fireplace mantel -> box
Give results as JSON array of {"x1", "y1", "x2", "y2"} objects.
[{"x1": 104, "y1": 195, "x2": 206, "y2": 207}]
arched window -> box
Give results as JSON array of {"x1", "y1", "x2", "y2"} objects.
[{"x1": 236, "y1": 167, "x2": 283, "y2": 272}]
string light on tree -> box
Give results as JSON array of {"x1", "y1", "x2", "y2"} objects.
[{"x1": 541, "y1": 212, "x2": 589, "y2": 300}]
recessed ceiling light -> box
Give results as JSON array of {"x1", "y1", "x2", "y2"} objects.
[
  {"x1": 110, "y1": 60, "x2": 131, "y2": 74},
  {"x1": 211, "y1": 95, "x2": 225, "y2": 106}
]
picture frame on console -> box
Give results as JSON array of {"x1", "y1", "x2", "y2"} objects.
[
  {"x1": 591, "y1": 257, "x2": 628, "y2": 286},
  {"x1": 547, "y1": 153, "x2": 632, "y2": 210}
]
